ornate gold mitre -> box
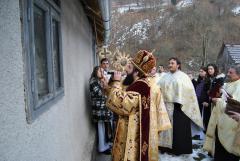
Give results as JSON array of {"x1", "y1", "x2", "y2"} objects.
[{"x1": 131, "y1": 50, "x2": 156, "y2": 76}]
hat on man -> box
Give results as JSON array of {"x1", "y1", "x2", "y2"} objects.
[{"x1": 131, "y1": 50, "x2": 156, "y2": 76}]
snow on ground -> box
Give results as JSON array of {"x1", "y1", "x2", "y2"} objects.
[
  {"x1": 160, "y1": 140, "x2": 213, "y2": 161},
  {"x1": 116, "y1": 0, "x2": 194, "y2": 13},
  {"x1": 95, "y1": 139, "x2": 213, "y2": 161},
  {"x1": 176, "y1": 0, "x2": 194, "y2": 10},
  {"x1": 130, "y1": 19, "x2": 151, "y2": 39},
  {"x1": 116, "y1": 1, "x2": 169, "y2": 14},
  {"x1": 117, "y1": 3, "x2": 145, "y2": 14},
  {"x1": 117, "y1": 19, "x2": 151, "y2": 45},
  {"x1": 232, "y1": 6, "x2": 240, "y2": 15}
]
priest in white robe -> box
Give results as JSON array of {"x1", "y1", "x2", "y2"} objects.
[
  {"x1": 158, "y1": 57, "x2": 203, "y2": 155},
  {"x1": 204, "y1": 66, "x2": 240, "y2": 161}
]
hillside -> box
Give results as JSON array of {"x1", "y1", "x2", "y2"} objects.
[{"x1": 110, "y1": 0, "x2": 240, "y2": 71}]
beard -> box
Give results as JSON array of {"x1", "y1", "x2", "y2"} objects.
[{"x1": 122, "y1": 72, "x2": 134, "y2": 86}]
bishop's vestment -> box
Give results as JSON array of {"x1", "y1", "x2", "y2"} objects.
[{"x1": 106, "y1": 78, "x2": 171, "y2": 161}]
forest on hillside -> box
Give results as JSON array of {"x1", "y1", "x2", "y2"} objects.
[{"x1": 109, "y1": 0, "x2": 240, "y2": 71}]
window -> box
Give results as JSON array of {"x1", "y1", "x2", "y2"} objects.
[{"x1": 22, "y1": 0, "x2": 64, "y2": 123}]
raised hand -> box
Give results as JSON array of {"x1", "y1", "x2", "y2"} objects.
[{"x1": 113, "y1": 71, "x2": 122, "y2": 81}]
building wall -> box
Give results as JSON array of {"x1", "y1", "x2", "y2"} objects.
[
  {"x1": 217, "y1": 47, "x2": 233, "y2": 73},
  {"x1": 0, "y1": 0, "x2": 96, "y2": 161}
]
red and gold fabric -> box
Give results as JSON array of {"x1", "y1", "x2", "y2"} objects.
[{"x1": 106, "y1": 78, "x2": 171, "y2": 161}]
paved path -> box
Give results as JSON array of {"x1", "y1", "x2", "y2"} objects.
[{"x1": 95, "y1": 152, "x2": 111, "y2": 161}]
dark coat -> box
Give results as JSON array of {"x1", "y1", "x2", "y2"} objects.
[
  {"x1": 89, "y1": 77, "x2": 113, "y2": 122},
  {"x1": 194, "y1": 79, "x2": 209, "y2": 105}
]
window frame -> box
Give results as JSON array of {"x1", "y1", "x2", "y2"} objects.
[
  {"x1": 50, "y1": 7, "x2": 64, "y2": 96},
  {"x1": 22, "y1": 0, "x2": 64, "y2": 123}
]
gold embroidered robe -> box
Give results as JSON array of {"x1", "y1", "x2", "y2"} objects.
[
  {"x1": 106, "y1": 78, "x2": 171, "y2": 161},
  {"x1": 203, "y1": 79, "x2": 240, "y2": 156},
  {"x1": 148, "y1": 76, "x2": 172, "y2": 132},
  {"x1": 157, "y1": 70, "x2": 203, "y2": 148}
]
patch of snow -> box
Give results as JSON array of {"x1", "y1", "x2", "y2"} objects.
[
  {"x1": 117, "y1": 3, "x2": 145, "y2": 14},
  {"x1": 159, "y1": 140, "x2": 213, "y2": 161},
  {"x1": 130, "y1": 19, "x2": 151, "y2": 39},
  {"x1": 188, "y1": 59, "x2": 194, "y2": 67},
  {"x1": 187, "y1": 58, "x2": 202, "y2": 69},
  {"x1": 176, "y1": 0, "x2": 193, "y2": 10},
  {"x1": 160, "y1": 153, "x2": 195, "y2": 161},
  {"x1": 232, "y1": 6, "x2": 240, "y2": 15},
  {"x1": 116, "y1": 1, "x2": 170, "y2": 14},
  {"x1": 156, "y1": 31, "x2": 163, "y2": 38},
  {"x1": 117, "y1": 19, "x2": 151, "y2": 46}
]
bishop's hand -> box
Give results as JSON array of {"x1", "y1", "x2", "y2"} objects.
[{"x1": 113, "y1": 71, "x2": 121, "y2": 81}]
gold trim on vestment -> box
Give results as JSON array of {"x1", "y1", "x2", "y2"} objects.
[
  {"x1": 131, "y1": 60, "x2": 148, "y2": 76},
  {"x1": 139, "y1": 94, "x2": 142, "y2": 161}
]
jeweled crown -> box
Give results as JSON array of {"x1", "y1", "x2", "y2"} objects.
[{"x1": 131, "y1": 50, "x2": 156, "y2": 76}]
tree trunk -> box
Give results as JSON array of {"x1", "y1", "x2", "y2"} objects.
[{"x1": 202, "y1": 35, "x2": 207, "y2": 66}]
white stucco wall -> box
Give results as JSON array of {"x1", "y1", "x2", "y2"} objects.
[{"x1": 0, "y1": 0, "x2": 95, "y2": 161}]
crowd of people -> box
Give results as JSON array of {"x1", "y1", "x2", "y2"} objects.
[{"x1": 89, "y1": 50, "x2": 240, "y2": 161}]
